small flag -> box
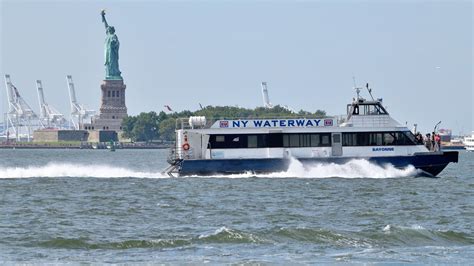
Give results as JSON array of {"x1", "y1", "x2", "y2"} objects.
[
  {"x1": 324, "y1": 119, "x2": 333, "y2": 126},
  {"x1": 219, "y1": 121, "x2": 229, "y2": 128}
]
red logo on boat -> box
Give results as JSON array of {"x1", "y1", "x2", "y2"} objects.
[
  {"x1": 324, "y1": 119, "x2": 333, "y2": 126},
  {"x1": 220, "y1": 121, "x2": 229, "y2": 128}
]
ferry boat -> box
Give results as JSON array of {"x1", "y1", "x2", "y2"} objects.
[
  {"x1": 464, "y1": 132, "x2": 474, "y2": 152},
  {"x1": 163, "y1": 89, "x2": 458, "y2": 177}
]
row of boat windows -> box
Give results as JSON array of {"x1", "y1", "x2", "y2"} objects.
[
  {"x1": 350, "y1": 103, "x2": 388, "y2": 116},
  {"x1": 208, "y1": 131, "x2": 417, "y2": 149},
  {"x1": 342, "y1": 132, "x2": 417, "y2": 146},
  {"x1": 209, "y1": 133, "x2": 332, "y2": 149}
]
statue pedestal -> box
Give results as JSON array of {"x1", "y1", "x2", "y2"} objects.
[{"x1": 85, "y1": 79, "x2": 128, "y2": 132}]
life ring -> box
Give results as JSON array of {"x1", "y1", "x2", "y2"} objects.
[{"x1": 182, "y1": 143, "x2": 190, "y2": 151}]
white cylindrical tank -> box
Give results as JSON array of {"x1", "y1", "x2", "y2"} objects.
[{"x1": 188, "y1": 116, "x2": 207, "y2": 129}]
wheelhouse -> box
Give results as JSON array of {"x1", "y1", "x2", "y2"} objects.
[{"x1": 347, "y1": 99, "x2": 388, "y2": 119}]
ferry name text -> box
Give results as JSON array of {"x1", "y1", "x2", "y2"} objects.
[{"x1": 213, "y1": 119, "x2": 336, "y2": 128}]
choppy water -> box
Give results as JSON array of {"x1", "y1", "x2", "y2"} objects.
[{"x1": 0, "y1": 149, "x2": 473, "y2": 263}]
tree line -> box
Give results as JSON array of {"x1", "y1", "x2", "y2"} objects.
[{"x1": 121, "y1": 105, "x2": 327, "y2": 142}]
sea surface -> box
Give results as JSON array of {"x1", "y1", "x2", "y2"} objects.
[{"x1": 0, "y1": 149, "x2": 473, "y2": 264}]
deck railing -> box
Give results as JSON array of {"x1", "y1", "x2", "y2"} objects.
[{"x1": 167, "y1": 146, "x2": 196, "y2": 164}]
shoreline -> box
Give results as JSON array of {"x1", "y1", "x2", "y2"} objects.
[{"x1": 0, "y1": 143, "x2": 171, "y2": 150}]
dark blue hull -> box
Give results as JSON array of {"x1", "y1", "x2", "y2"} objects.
[{"x1": 176, "y1": 151, "x2": 458, "y2": 177}]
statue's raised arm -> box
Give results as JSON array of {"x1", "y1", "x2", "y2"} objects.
[{"x1": 101, "y1": 10, "x2": 109, "y2": 30}]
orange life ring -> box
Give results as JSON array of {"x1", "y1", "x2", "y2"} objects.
[{"x1": 182, "y1": 143, "x2": 190, "y2": 151}]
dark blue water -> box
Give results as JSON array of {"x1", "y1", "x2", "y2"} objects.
[{"x1": 0, "y1": 149, "x2": 473, "y2": 263}]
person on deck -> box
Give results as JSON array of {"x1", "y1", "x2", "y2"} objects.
[
  {"x1": 434, "y1": 134, "x2": 441, "y2": 151},
  {"x1": 424, "y1": 133, "x2": 432, "y2": 151}
]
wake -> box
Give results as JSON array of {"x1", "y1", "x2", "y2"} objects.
[
  {"x1": 0, "y1": 159, "x2": 419, "y2": 179},
  {"x1": 205, "y1": 158, "x2": 419, "y2": 179},
  {"x1": 0, "y1": 163, "x2": 165, "y2": 179},
  {"x1": 269, "y1": 158, "x2": 419, "y2": 178}
]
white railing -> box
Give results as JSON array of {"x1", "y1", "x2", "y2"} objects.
[{"x1": 167, "y1": 146, "x2": 196, "y2": 164}]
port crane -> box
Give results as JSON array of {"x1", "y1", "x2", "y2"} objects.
[
  {"x1": 36, "y1": 80, "x2": 66, "y2": 128},
  {"x1": 261, "y1": 82, "x2": 273, "y2": 108},
  {"x1": 66, "y1": 75, "x2": 95, "y2": 130},
  {"x1": 260, "y1": 81, "x2": 294, "y2": 112},
  {"x1": 4, "y1": 74, "x2": 43, "y2": 141}
]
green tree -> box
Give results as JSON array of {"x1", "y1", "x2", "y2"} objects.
[
  {"x1": 121, "y1": 115, "x2": 137, "y2": 140},
  {"x1": 159, "y1": 118, "x2": 176, "y2": 141},
  {"x1": 121, "y1": 112, "x2": 161, "y2": 142},
  {"x1": 314, "y1": 109, "x2": 326, "y2": 117}
]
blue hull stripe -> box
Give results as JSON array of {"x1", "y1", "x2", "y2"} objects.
[{"x1": 178, "y1": 151, "x2": 458, "y2": 177}]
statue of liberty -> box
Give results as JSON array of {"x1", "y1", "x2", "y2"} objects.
[{"x1": 101, "y1": 10, "x2": 122, "y2": 80}]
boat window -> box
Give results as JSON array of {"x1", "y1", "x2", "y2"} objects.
[
  {"x1": 216, "y1": 136, "x2": 225, "y2": 142},
  {"x1": 289, "y1": 134, "x2": 299, "y2": 147},
  {"x1": 268, "y1": 134, "x2": 283, "y2": 147},
  {"x1": 321, "y1": 135, "x2": 330, "y2": 146},
  {"x1": 283, "y1": 134, "x2": 289, "y2": 147},
  {"x1": 403, "y1": 131, "x2": 417, "y2": 144},
  {"x1": 343, "y1": 133, "x2": 355, "y2": 146},
  {"x1": 375, "y1": 104, "x2": 388, "y2": 115},
  {"x1": 384, "y1": 132, "x2": 396, "y2": 145},
  {"x1": 333, "y1": 134, "x2": 341, "y2": 143},
  {"x1": 248, "y1": 135, "x2": 258, "y2": 148},
  {"x1": 300, "y1": 134, "x2": 311, "y2": 147},
  {"x1": 353, "y1": 105, "x2": 359, "y2": 115},
  {"x1": 259, "y1": 135, "x2": 268, "y2": 147},
  {"x1": 310, "y1": 134, "x2": 320, "y2": 147},
  {"x1": 370, "y1": 133, "x2": 383, "y2": 145}
]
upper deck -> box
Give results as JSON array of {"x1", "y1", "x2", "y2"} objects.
[
  {"x1": 175, "y1": 85, "x2": 406, "y2": 134},
  {"x1": 176, "y1": 98, "x2": 403, "y2": 133}
]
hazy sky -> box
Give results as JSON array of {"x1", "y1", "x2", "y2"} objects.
[{"x1": 1, "y1": 0, "x2": 472, "y2": 134}]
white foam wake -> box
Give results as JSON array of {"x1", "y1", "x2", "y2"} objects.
[
  {"x1": 0, "y1": 158, "x2": 419, "y2": 179},
  {"x1": 268, "y1": 157, "x2": 419, "y2": 178},
  {"x1": 203, "y1": 158, "x2": 419, "y2": 179},
  {"x1": 0, "y1": 163, "x2": 165, "y2": 179}
]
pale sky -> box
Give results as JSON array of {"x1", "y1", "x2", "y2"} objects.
[{"x1": 1, "y1": 0, "x2": 472, "y2": 135}]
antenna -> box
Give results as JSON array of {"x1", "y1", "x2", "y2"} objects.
[
  {"x1": 366, "y1": 83, "x2": 375, "y2": 101},
  {"x1": 434, "y1": 121, "x2": 442, "y2": 133},
  {"x1": 353, "y1": 77, "x2": 361, "y2": 100}
]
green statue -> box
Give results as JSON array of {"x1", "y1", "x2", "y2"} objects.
[{"x1": 101, "y1": 10, "x2": 122, "y2": 80}]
